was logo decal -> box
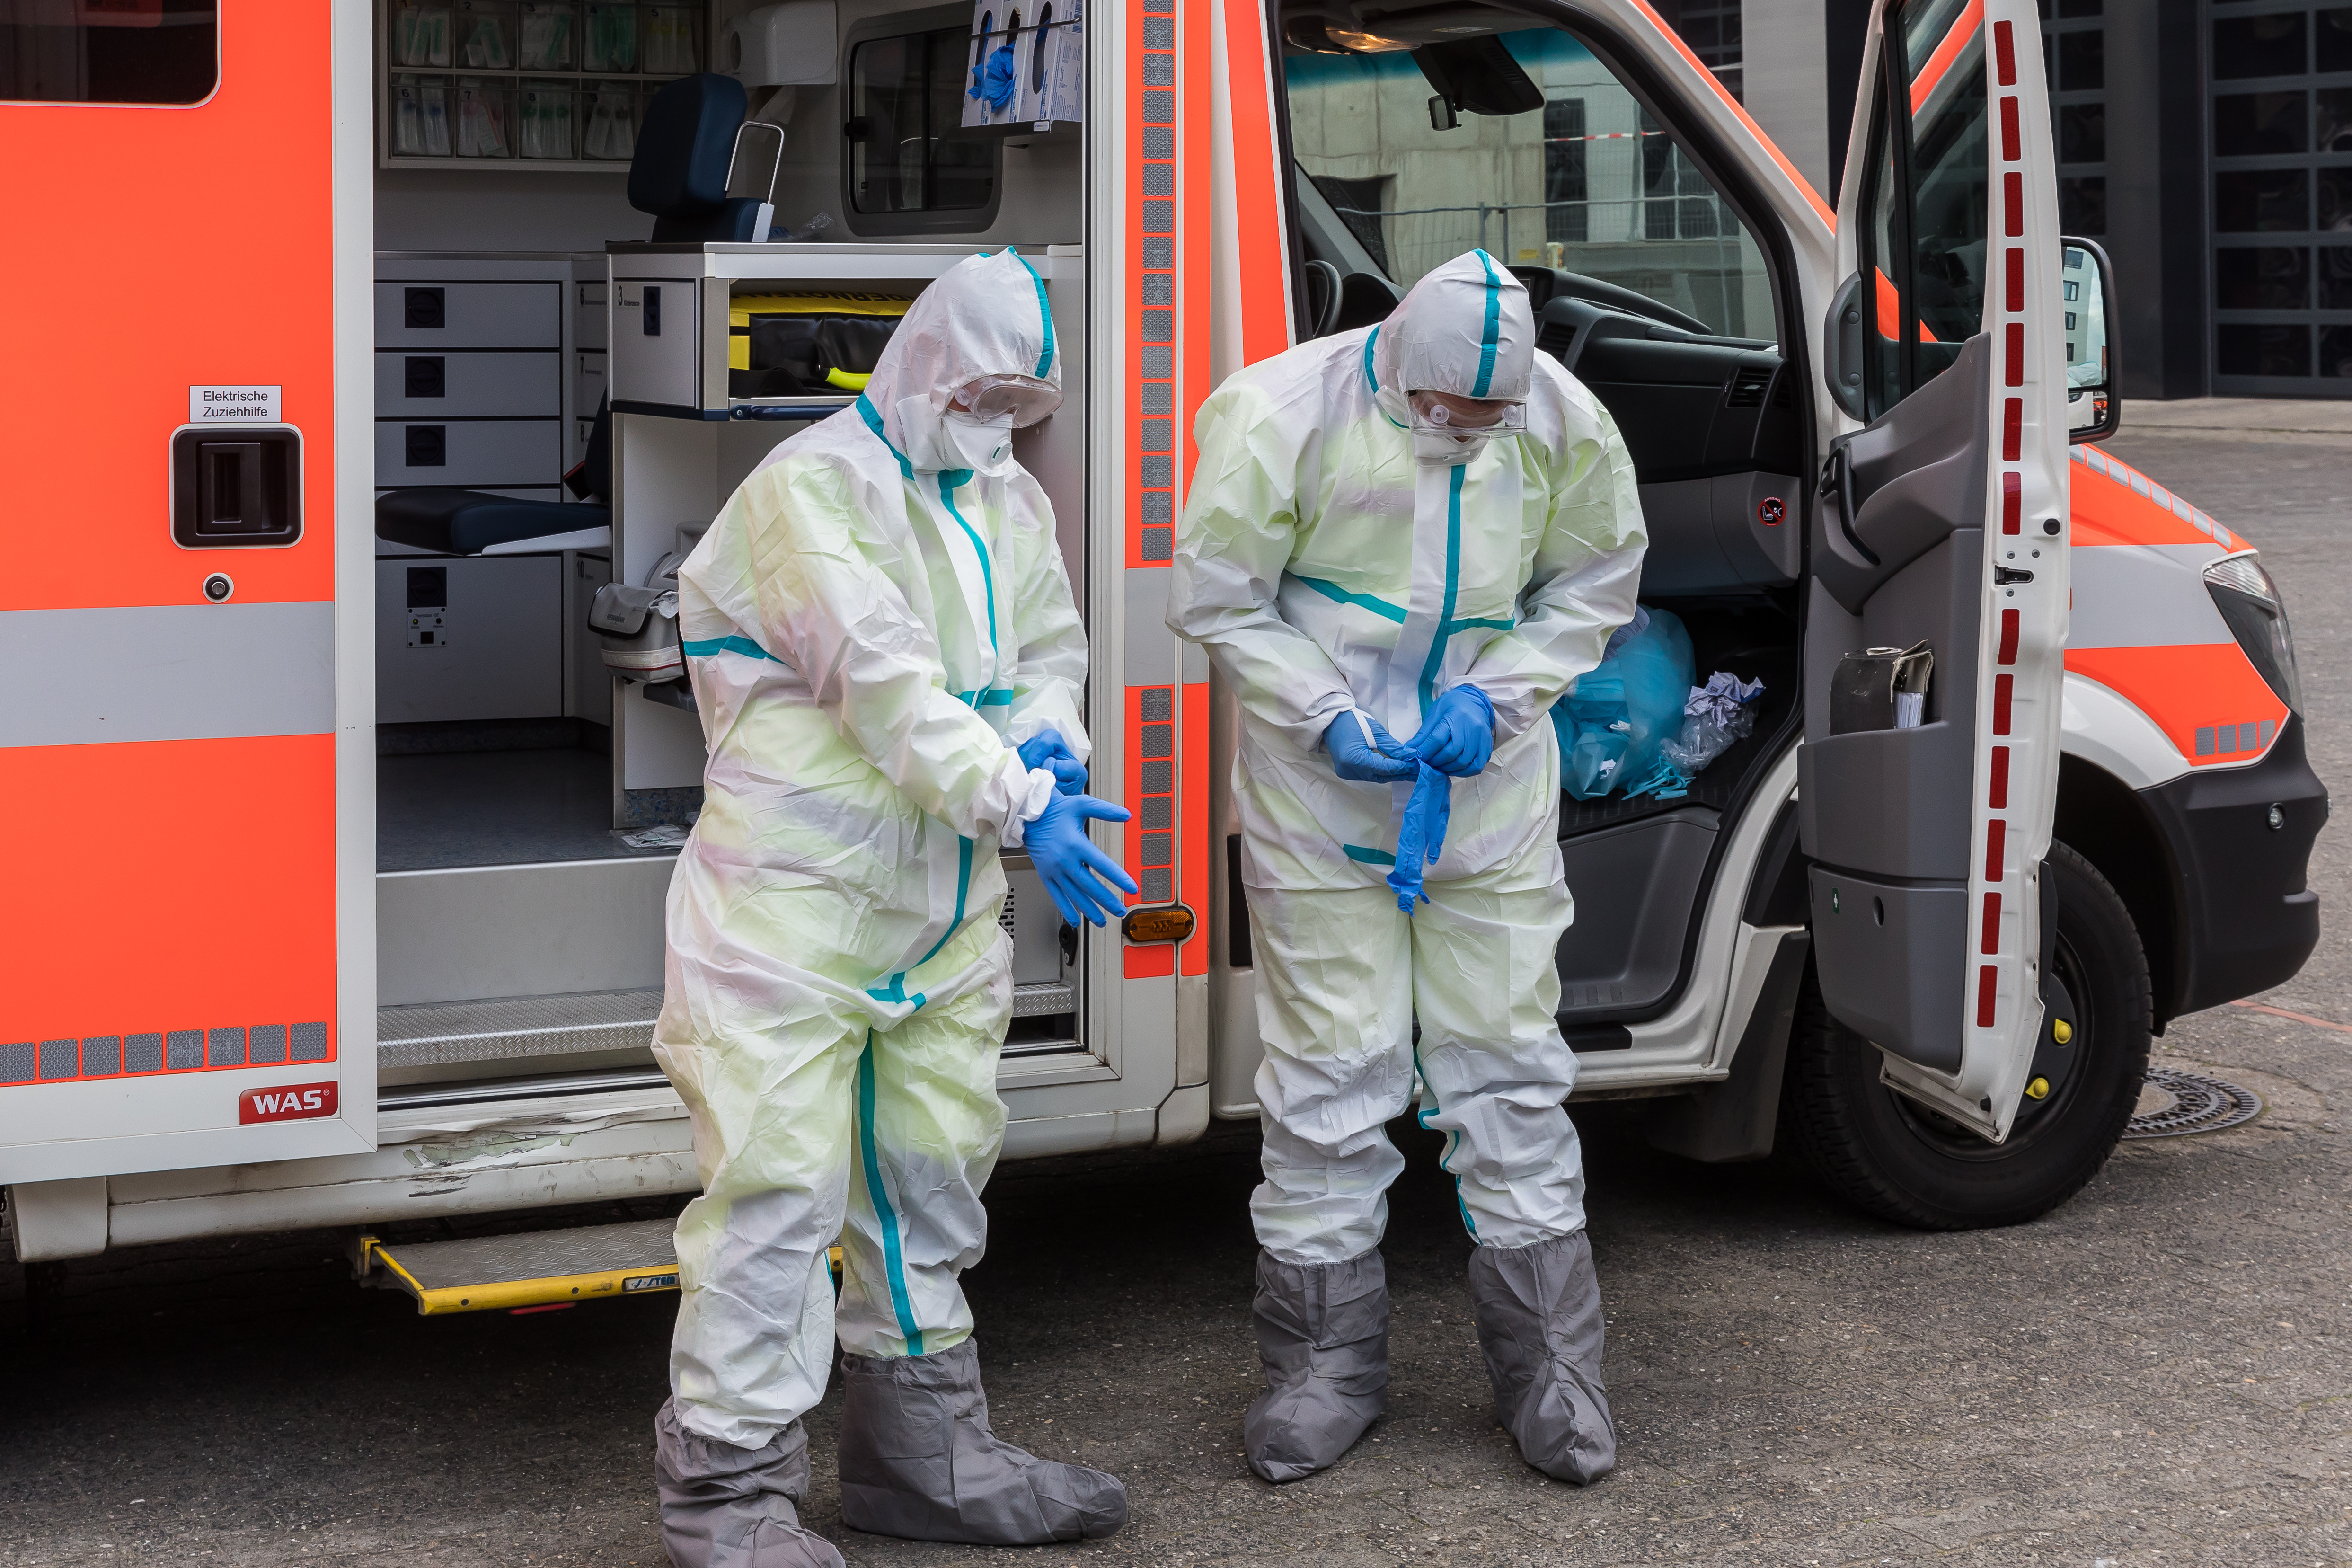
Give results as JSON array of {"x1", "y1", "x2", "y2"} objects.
[{"x1": 240, "y1": 1081, "x2": 339, "y2": 1124}]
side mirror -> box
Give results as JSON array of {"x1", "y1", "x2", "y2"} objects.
[{"x1": 2062, "y1": 236, "x2": 2121, "y2": 444}]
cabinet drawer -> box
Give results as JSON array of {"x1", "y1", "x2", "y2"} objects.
[
  {"x1": 377, "y1": 418, "x2": 563, "y2": 488},
  {"x1": 575, "y1": 349, "x2": 607, "y2": 414},
  {"x1": 377, "y1": 351, "x2": 562, "y2": 417},
  {"x1": 375, "y1": 282, "x2": 562, "y2": 348},
  {"x1": 575, "y1": 282, "x2": 609, "y2": 350}
]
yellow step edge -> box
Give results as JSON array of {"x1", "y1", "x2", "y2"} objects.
[
  {"x1": 355, "y1": 1239, "x2": 843, "y2": 1316},
  {"x1": 358, "y1": 1234, "x2": 680, "y2": 1317}
]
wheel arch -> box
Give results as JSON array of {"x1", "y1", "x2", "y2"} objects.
[{"x1": 2055, "y1": 752, "x2": 2182, "y2": 1034}]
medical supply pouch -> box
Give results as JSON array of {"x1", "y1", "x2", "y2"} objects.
[
  {"x1": 1829, "y1": 640, "x2": 1934, "y2": 734},
  {"x1": 589, "y1": 534, "x2": 702, "y2": 684},
  {"x1": 1553, "y1": 605, "x2": 1696, "y2": 800},
  {"x1": 728, "y1": 293, "x2": 912, "y2": 398}
]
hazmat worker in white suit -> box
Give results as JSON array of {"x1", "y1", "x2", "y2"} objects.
[
  {"x1": 1167, "y1": 251, "x2": 1646, "y2": 1486},
  {"x1": 650, "y1": 248, "x2": 1137, "y2": 1565}
]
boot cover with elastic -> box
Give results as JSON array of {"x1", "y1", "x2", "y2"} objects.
[
  {"x1": 1242, "y1": 1248, "x2": 1389, "y2": 1483},
  {"x1": 835, "y1": 1339, "x2": 1128, "y2": 1544},
  {"x1": 654, "y1": 1399, "x2": 845, "y2": 1568},
  {"x1": 1466, "y1": 1230, "x2": 1616, "y2": 1484}
]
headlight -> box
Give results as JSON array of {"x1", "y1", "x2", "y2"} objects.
[{"x1": 2203, "y1": 553, "x2": 2304, "y2": 714}]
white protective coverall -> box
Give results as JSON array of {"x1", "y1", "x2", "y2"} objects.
[
  {"x1": 655, "y1": 248, "x2": 1087, "y2": 1451},
  {"x1": 1167, "y1": 252, "x2": 1644, "y2": 1485}
]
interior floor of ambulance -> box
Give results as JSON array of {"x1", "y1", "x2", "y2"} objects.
[{"x1": 378, "y1": 720, "x2": 644, "y2": 873}]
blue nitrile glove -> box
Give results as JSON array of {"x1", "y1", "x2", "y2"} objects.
[
  {"x1": 982, "y1": 43, "x2": 1017, "y2": 110},
  {"x1": 1016, "y1": 727, "x2": 1088, "y2": 796},
  {"x1": 1407, "y1": 684, "x2": 1496, "y2": 777},
  {"x1": 1324, "y1": 709, "x2": 1420, "y2": 783},
  {"x1": 1025, "y1": 791, "x2": 1138, "y2": 927},
  {"x1": 1386, "y1": 762, "x2": 1452, "y2": 914}
]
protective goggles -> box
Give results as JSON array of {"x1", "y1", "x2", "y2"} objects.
[
  {"x1": 1406, "y1": 391, "x2": 1527, "y2": 437},
  {"x1": 955, "y1": 373, "x2": 1062, "y2": 427}
]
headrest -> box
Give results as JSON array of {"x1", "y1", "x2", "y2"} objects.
[{"x1": 629, "y1": 74, "x2": 749, "y2": 219}]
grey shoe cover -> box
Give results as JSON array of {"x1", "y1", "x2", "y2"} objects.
[
  {"x1": 835, "y1": 1339, "x2": 1128, "y2": 1544},
  {"x1": 1242, "y1": 1248, "x2": 1389, "y2": 1483},
  {"x1": 654, "y1": 1399, "x2": 845, "y2": 1568},
  {"x1": 1467, "y1": 1230, "x2": 1617, "y2": 1484}
]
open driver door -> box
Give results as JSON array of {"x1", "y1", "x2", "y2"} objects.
[{"x1": 1801, "y1": 0, "x2": 2069, "y2": 1143}]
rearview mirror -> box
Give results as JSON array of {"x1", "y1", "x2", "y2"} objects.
[{"x1": 2062, "y1": 237, "x2": 2120, "y2": 444}]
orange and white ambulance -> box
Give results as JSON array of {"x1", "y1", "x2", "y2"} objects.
[{"x1": 0, "y1": 0, "x2": 2323, "y2": 1299}]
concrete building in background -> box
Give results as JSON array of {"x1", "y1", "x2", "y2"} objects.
[{"x1": 1704, "y1": 0, "x2": 2351, "y2": 400}]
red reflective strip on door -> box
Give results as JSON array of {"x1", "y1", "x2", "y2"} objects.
[
  {"x1": 1984, "y1": 817, "x2": 2007, "y2": 883},
  {"x1": 2002, "y1": 470, "x2": 2021, "y2": 532},
  {"x1": 2005, "y1": 322, "x2": 2024, "y2": 386},
  {"x1": 1999, "y1": 96, "x2": 2020, "y2": 161},
  {"x1": 1993, "y1": 672, "x2": 2014, "y2": 734},
  {"x1": 2003, "y1": 398, "x2": 2022, "y2": 460},
  {"x1": 1178, "y1": 678, "x2": 1210, "y2": 975},
  {"x1": 1994, "y1": 18, "x2": 2017, "y2": 86},
  {"x1": 1981, "y1": 891, "x2": 2002, "y2": 955},
  {"x1": 2005, "y1": 247, "x2": 2023, "y2": 313},
  {"x1": 1998, "y1": 608, "x2": 2019, "y2": 664},
  {"x1": 1977, "y1": 964, "x2": 1999, "y2": 1027},
  {"x1": 1123, "y1": 684, "x2": 1178, "y2": 980},
  {"x1": 1988, "y1": 745, "x2": 2010, "y2": 808},
  {"x1": 2005, "y1": 172, "x2": 2024, "y2": 236}
]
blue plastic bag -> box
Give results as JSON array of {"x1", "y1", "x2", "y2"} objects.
[{"x1": 1552, "y1": 606, "x2": 1696, "y2": 801}]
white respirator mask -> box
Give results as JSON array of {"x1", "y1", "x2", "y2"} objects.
[{"x1": 942, "y1": 408, "x2": 1019, "y2": 477}]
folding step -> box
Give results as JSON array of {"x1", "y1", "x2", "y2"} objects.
[{"x1": 357, "y1": 1216, "x2": 680, "y2": 1315}]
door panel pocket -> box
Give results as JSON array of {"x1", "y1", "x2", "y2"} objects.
[{"x1": 1806, "y1": 867, "x2": 1966, "y2": 1072}]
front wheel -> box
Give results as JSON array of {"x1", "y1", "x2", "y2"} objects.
[{"x1": 1780, "y1": 842, "x2": 2152, "y2": 1230}]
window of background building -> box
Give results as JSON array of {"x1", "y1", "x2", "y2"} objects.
[
  {"x1": 1283, "y1": 27, "x2": 1776, "y2": 339},
  {"x1": 2041, "y1": 0, "x2": 2105, "y2": 235},
  {"x1": 2208, "y1": 0, "x2": 2352, "y2": 392},
  {"x1": 1675, "y1": 0, "x2": 1745, "y2": 101}
]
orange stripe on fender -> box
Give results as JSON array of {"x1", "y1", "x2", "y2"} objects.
[{"x1": 2064, "y1": 645, "x2": 2289, "y2": 766}]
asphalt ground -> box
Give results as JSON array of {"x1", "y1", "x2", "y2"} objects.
[{"x1": 2, "y1": 405, "x2": 2347, "y2": 1567}]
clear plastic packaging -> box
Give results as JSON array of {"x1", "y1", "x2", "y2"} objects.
[
  {"x1": 454, "y1": 0, "x2": 514, "y2": 68},
  {"x1": 453, "y1": 78, "x2": 514, "y2": 158},
  {"x1": 643, "y1": 3, "x2": 701, "y2": 72},
  {"x1": 517, "y1": 0, "x2": 577, "y2": 70},
  {"x1": 582, "y1": 80, "x2": 641, "y2": 160},
  {"x1": 1657, "y1": 671, "x2": 1767, "y2": 776},
  {"x1": 584, "y1": 1, "x2": 639, "y2": 71},
  {"x1": 518, "y1": 78, "x2": 576, "y2": 159},
  {"x1": 393, "y1": 74, "x2": 452, "y2": 157},
  {"x1": 392, "y1": 3, "x2": 452, "y2": 66}
]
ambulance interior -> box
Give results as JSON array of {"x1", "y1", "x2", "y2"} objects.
[
  {"x1": 371, "y1": 0, "x2": 1089, "y2": 1093},
  {"x1": 373, "y1": 0, "x2": 1898, "y2": 1092}
]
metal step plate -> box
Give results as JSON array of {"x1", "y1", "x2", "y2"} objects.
[
  {"x1": 360, "y1": 1216, "x2": 680, "y2": 1314},
  {"x1": 378, "y1": 988, "x2": 664, "y2": 1073}
]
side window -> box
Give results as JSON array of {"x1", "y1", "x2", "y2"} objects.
[
  {"x1": 1857, "y1": 0, "x2": 1990, "y2": 417},
  {"x1": 1, "y1": 0, "x2": 218, "y2": 105},
  {"x1": 1280, "y1": 27, "x2": 1777, "y2": 341},
  {"x1": 846, "y1": 18, "x2": 998, "y2": 225}
]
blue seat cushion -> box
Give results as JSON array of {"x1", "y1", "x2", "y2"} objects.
[{"x1": 377, "y1": 489, "x2": 611, "y2": 556}]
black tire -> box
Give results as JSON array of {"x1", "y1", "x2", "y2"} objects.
[{"x1": 1779, "y1": 842, "x2": 2152, "y2": 1230}]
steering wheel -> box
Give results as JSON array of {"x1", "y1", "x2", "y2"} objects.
[{"x1": 1303, "y1": 260, "x2": 1344, "y2": 339}]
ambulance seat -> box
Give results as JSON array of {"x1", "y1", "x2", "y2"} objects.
[
  {"x1": 376, "y1": 396, "x2": 611, "y2": 556},
  {"x1": 630, "y1": 73, "x2": 770, "y2": 244}
]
